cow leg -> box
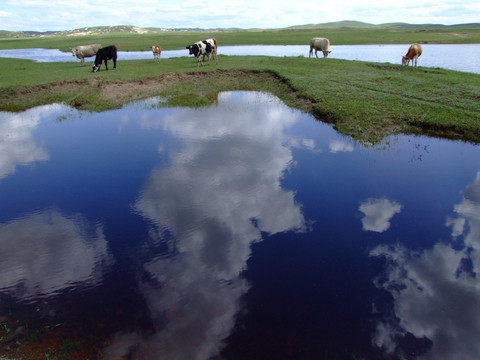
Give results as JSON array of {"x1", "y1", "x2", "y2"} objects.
[
  {"x1": 315, "y1": 49, "x2": 319, "y2": 58},
  {"x1": 104, "y1": 60, "x2": 108, "y2": 71},
  {"x1": 113, "y1": 57, "x2": 117, "y2": 69},
  {"x1": 213, "y1": 50, "x2": 218, "y2": 65},
  {"x1": 81, "y1": 57, "x2": 85, "y2": 66}
]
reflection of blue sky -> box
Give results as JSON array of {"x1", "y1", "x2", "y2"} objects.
[
  {"x1": 104, "y1": 92, "x2": 307, "y2": 359},
  {"x1": 371, "y1": 171, "x2": 480, "y2": 360},
  {"x1": 359, "y1": 198, "x2": 403, "y2": 233},
  {"x1": 0, "y1": 105, "x2": 60, "y2": 180},
  {"x1": 0, "y1": 209, "x2": 112, "y2": 300}
]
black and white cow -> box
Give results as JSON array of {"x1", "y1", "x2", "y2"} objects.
[
  {"x1": 92, "y1": 45, "x2": 117, "y2": 72},
  {"x1": 186, "y1": 38, "x2": 218, "y2": 67}
]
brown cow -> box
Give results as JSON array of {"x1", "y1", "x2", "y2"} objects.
[
  {"x1": 402, "y1": 43, "x2": 422, "y2": 66},
  {"x1": 152, "y1": 45, "x2": 161, "y2": 61}
]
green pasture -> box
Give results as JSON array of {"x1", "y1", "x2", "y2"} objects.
[
  {"x1": 1, "y1": 27, "x2": 480, "y2": 52},
  {"x1": 1, "y1": 53, "x2": 479, "y2": 144}
]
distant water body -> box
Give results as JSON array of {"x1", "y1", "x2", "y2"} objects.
[{"x1": 0, "y1": 44, "x2": 478, "y2": 73}]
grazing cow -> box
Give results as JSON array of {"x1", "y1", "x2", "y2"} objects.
[
  {"x1": 71, "y1": 44, "x2": 102, "y2": 66},
  {"x1": 402, "y1": 43, "x2": 422, "y2": 66},
  {"x1": 186, "y1": 38, "x2": 218, "y2": 67},
  {"x1": 92, "y1": 45, "x2": 117, "y2": 72},
  {"x1": 309, "y1": 37, "x2": 331, "y2": 58},
  {"x1": 152, "y1": 45, "x2": 161, "y2": 61}
]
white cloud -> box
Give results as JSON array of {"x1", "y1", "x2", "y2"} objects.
[
  {"x1": 0, "y1": 210, "x2": 112, "y2": 300},
  {"x1": 370, "y1": 172, "x2": 480, "y2": 360},
  {"x1": 0, "y1": 105, "x2": 66, "y2": 180},
  {"x1": 104, "y1": 91, "x2": 306, "y2": 359},
  {"x1": 1, "y1": 0, "x2": 478, "y2": 31},
  {"x1": 329, "y1": 139, "x2": 354, "y2": 153},
  {"x1": 359, "y1": 198, "x2": 403, "y2": 233}
]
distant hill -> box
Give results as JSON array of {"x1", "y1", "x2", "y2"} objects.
[
  {"x1": 288, "y1": 20, "x2": 480, "y2": 30},
  {"x1": 288, "y1": 20, "x2": 378, "y2": 29},
  {"x1": 1, "y1": 21, "x2": 480, "y2": 38},
  {"x1": 0, "y1": 25, "x2": 169, "y2": 38}
]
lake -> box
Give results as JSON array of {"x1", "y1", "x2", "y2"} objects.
[
  {"x1": 0, "y1": 44, "x2": 479, "y2": 73},
  {"x1": 0, "y1": 91, "x2": 479, "y2": 359}
]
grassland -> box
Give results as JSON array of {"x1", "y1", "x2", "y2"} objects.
[
  {"x1": 1, "y1": 28, "x2": 479, "y2": 144},
  {"x1": 1, "y1": 26, "x2": 480, "y2": 51}
]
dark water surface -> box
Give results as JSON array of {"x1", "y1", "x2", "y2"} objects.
[{"x1": 1, "y1": 92, "x2": 479, "y2": 359}]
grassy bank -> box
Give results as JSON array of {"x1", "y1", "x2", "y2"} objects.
[{"x1": 1, "y1": 55, "x2": 479, "y2": 144}]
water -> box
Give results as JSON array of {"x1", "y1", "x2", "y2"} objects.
[
  {"x1": 0, "y1": 44, "x2": 478, "y2": 73},
  {"x1": 0, "y1": 92, "x2": 479, "y2": 359}
]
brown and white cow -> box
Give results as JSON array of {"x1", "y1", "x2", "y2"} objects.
[
  {"x1": 71, "y1": 44, "x2": 101, "y2": 66},
  {"x1": 152, "y1": 45, "x2": 161, "y2": 61},
  {"x1": 186, "y1": 38, "x2": 218, "y2": 67},
  {"x1": 309, "y1": 37, "x2": 331, "y2": 58},
  {"x1": 402, "y1": 43, "x2": 422, "y2": 66}
]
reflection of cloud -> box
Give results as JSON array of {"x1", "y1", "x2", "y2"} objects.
[
  {"x1": 329, "y1": 139, "x2": 354, "y2": 153},
  {"x1": 447, "y1": 171, "x2": 480, "y2": 252},
  {"x1": 105, "y1": 92, "x2": 306, "y2": 359},
  {"x1": 0, "y1": 105, "x2": 62, "y2": 179},
  {"x1": 371, "y1": 172, "x2": 480, "y2": 360},
  {"x1": 0, "y1": 209, "x2": 112, "y2": 300},
  {"x1": 359, "y1": 198, "x2": 403, "y2": 232}
]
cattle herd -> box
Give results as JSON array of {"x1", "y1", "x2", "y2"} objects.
[{"x1": 70, "y1": 37, "x2": 422, "y2": 72}]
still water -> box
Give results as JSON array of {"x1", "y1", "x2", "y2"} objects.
[
  {"x1": 1, "y1": 92, "x2": 480, "y2": 359},
  {"x1": 0, "y1": 44, "x2": 479, "y2": 73}
]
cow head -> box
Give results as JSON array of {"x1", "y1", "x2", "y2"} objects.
[
  {"x1": 71, "y1": 48, "x2": 77, "y2": 56},
  {"x1": 186, "y1": 44, "x2": 200, "y2": 57},
  {"x1": 92, "y1": 63, "x2": 101, "y2": 72},
  {"x1": 322, "y1": 50, "x2": 332, "y2": 58},
  {"x1": 401, "y1": 56, "x2": 409, "y2": 66}
]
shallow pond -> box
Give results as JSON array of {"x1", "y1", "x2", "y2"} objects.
[
  {"x1": 1, "y1": 92, "x2": 479, "y2": 359},
  {"x1": 0, "y1": 44, "x2": 479, "y2": 73}
]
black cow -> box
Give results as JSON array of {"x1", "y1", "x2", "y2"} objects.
[
  {"x1": 186, "y1": 38, "x2": 218, "y2": 67},
  {"x1": 92, "y1": 45, "x2": 117, "y2": 72}
]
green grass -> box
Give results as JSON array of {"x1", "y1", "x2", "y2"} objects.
[
  {"x1": 1, "y1": 27, "x2": 480, "y2": 51},
  {"x1": 1, "y1": 54, "x2": 479, "y2": 144}
]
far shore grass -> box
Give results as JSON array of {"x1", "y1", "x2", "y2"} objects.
[
  {"x1": 1, "y1": 28, "x2": 479, "y2": 144},
  {"x1": 1, "y1": 27, "x2": 480, "y2": 51}
]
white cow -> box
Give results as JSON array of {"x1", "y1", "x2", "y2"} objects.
[
  {"x1": 71, "y1": 44, "x2": 102, "y2": 65},
  {"x1": 309, "y1": 37, "x2": 331, "y2": 58}
]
